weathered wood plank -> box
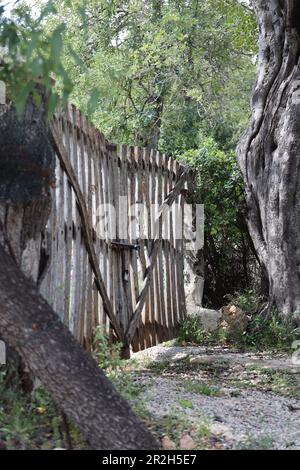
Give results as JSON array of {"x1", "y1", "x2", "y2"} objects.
[
  {"x1": 149, "y1": 149, "x2": 159, "y2": 346},
  {"x1": 168, "y1": 157, "x2": 176, "y2": 338},
  {"x1": 156, "y1": 151, "x2": 167, "y2": 342},
  {"x1": 85, "y1": 132, "x2": 94, "y2": 350},
  {"x1": 163, "y1": 154, "x2": 172, "y2": 340},
  {"x1": 62, "y1": 110, "x2": 73, "y2": 327},
  {"x1": 141, "y1": 148, "x2": 152, "y2": 349},
  {"x1": 98, "y1": 139, "x2": 109, "y2": 333},
  {"x1": 49, "y1": 121, "x2": 124, "y2": 342},
  {"x1": 78, "y1": 116, "x2": 88, "y2": 346},
  {"x1": 138, "y1": 147, "x2": 149, "y2": 349},
  {"x1": 120, "y1": 145, "x2": 133, "y2": 336},
  {"x1": 127, "y1": 146, "x2": 140, "y2": 351},
  {"x1": 70, "y1": 106, "x2": 82, "y2": 341}
]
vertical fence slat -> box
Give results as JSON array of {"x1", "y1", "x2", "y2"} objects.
[
  {"x1": 169, "y1": 157, "x2": 178, "y2": 337},
  {"x1": 98, "y1": 137, "x2": 108, "y2": 332},
  {"x1": 135, "y1": 146, "x2": 147, "y2": 350},
  {"x1": 92, "y1": 134, "x2": 101, "y2": 334},
  {"x1": 120, "y1": 145, "x2": 133, "y2": 336},
  {"x1": 71, "y1": 107, "x2": 82, "y2": 341},
  {"x1": 177, "y1": 161, "x2": 187, "y2": 321},
  {"x1": 85, "y1": 132, "x2": 94, "y2": 350},
  {"x1": 163, "y1": 154, "x2": 172, "y2": 339},
  {"x1": 141, "y1": 148, "x2": 152, "y2": 349},
  {"x1": 63, "y1": 109, "x2": 73, "y2": 328},
  {"x1": 156, "y1": 151, "x2": 167, "y2": 343},
  {"x1": 78, "y1": 113, "x2": 88, "y2": 345}
]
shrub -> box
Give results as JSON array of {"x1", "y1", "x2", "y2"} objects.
[
  {"x1": 92, "y1": 326, "x2": 123, "y2": 371},
  {"x1": 179, "y1": 138, "x2": 261, "y2": 307},
  {"x1": 0, "y1": 371, "x2": 82, "y2": 449},
  {"x1": 228, "y1": 290, "x2": 300, "y2": 351},
  {"x1": 244, "y1": 314, "x2": 300, "y2": 351},
  {"x1": 177, "y1": 315, "x2": 225, "y2": 346},
  {"x1": 226, "y1": 289, "x2": 266, "y2": 316},
  {"x1": 177, "y1": 288, "x2": 300, "y2": 352}
]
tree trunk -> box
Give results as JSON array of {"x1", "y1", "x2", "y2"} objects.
[
  {"x1": 237, "y1": 0, "x2": 300, "y2": 323},
  {"x1": 0, "y1": 245, "x2": 158, "y2": 449},
  {"x1": 0, "y1": 99, "x2": 158, "y2": 449}
]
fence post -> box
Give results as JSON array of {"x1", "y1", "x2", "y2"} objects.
[{"x1": 184, "y1": 171, "x2": 205, "y2": 315}]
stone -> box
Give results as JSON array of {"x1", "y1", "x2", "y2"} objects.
[
  {"x1": 161, "y1": 436, "x2": 176, "y2": 450},
  {"x1": 170, "y1": 353, "x2": 189, "y2": 363},
  {"x1": 179, "y1": 434, "x2": 195, "y2": 450},
  {"x1": 210, "y1": 423, "x2": 235, "y2": 441},
  {"x1": 196, "y1": 308, "x2": 222, "y2": 331},
  {"x1": 220, "y1": 304, "x2": 249, "y2": 336}
]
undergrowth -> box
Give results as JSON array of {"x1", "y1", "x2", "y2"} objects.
[
  {"x1": 178, "y1": 290, "x2": 300, "y2": 352},
  {"x1": 92, "y1": 326, "x2": 150, "y2": 419},
  {"x1": 0, "y1": 368, "x2": 83, "y2": 450}
]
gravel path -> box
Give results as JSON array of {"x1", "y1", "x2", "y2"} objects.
[{"x1": 132, "y1": 344, "x2": 300, "y2": 449}]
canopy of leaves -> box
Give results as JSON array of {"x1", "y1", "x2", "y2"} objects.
[
  {"x1": 1, "y1": 1, "x2": 257, "y2": 146},
  {"x1": 0, "y1": 1, "x2": 74, "y2": 114},
  {"x1": 38, "y1": 0, "x2": 257, "y2": 151}
]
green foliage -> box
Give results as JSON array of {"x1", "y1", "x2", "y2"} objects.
[
  {"x1": 227, "y1": 290, "x2": 300, "y2": 350},
  {"x1": 41, "y1": 0, "x2": 257, "y2": 151},
  {"x1": 179, "y1": 398, "x2": 193, "y2": 409},
  {"x1": 196, "y1": 421, "x2": 211, "y2": 440},
  {"x1": 237, "y1": 433, "x2": 275, "y2": 450},
  {"x1": 244, "y1": 314, "x2": 300, "y2": 352},
  {"x1": 109, "y1": 370, "x2": 150, "y2": 421},
  {"x1": 227, "y1": 289, "x2": 265, "y2": 316},
  {"x1": 178, "y1": 289, "x2": 300, "y2": 351},
  {"x1": 184, "y1": 380, "x2": 220, "y2": 397},
  {"x1": 156, "y1": 411, "x2": 212, "y2": 448},
  {"x1": 146, "y1": 360, "x2": 170, "y2": 374},
  {"x1": 0, "y1": 371, "x2": 83, "y2": 449},
  {"x1": 180, "y1": 138, "x2": 244, "y2": 240},
  {"x1": 159, "y1": 410, "x2": 190, "y2": 442},
  {"x1": 0, "y1": 1, "x2": 74, "y2": 114},
  {"x1": 92, "y1": 326, "x2": 123, "y2": 371},
  {"x1": 177, "y1": 315, "x2": 227, "y2": 345},
  {"x1": 246, "y1": 367, "x2": 300, "y2": 399},
  {"x1": 92, "y1": 327, "x2": 151, "y2": 418},
  {"x1": 179, "y1": 138, "x2": 259, "y2": 306}
]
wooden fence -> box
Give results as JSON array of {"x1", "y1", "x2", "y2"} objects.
[{"x1": 39, "y1": 104, "x2": 189, "y2": 355}]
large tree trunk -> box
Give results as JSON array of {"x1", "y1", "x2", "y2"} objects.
[
  {"x1": 0, "y1": 245, "x2": 158, "y2": 449},
  {"x1": 237, "y1": 0, "x2": 300, "y2": 323},
  {"x1": 0, "y1": 99, "x2": 158, "y2": 449}
]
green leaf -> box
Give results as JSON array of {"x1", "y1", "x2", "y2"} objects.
[
  {"x1": 179, "y1": 399, "x2": 193, "y2": 409},
  {"x1": 87, "y1": 88, "x2": 100, "y2": 115}
]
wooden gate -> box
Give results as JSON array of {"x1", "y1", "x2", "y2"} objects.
[{"x1": 39, "y1": 104, "x2": 189, "y2": 355}]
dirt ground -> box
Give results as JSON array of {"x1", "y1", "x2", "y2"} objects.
[{"x1": 131, "y1": 344, "x2": 300, "y2": 450}]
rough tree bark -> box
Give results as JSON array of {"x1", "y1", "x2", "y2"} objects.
[
  {"x1": 0, "y1": 246, "x2": 158, "y2": 450},
  {"x1": 0, "y1": 99, "x2": 158, "y2": 449},
  {"x1": 237, "y1": 0, "x2": 300, "y2": 323}
]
